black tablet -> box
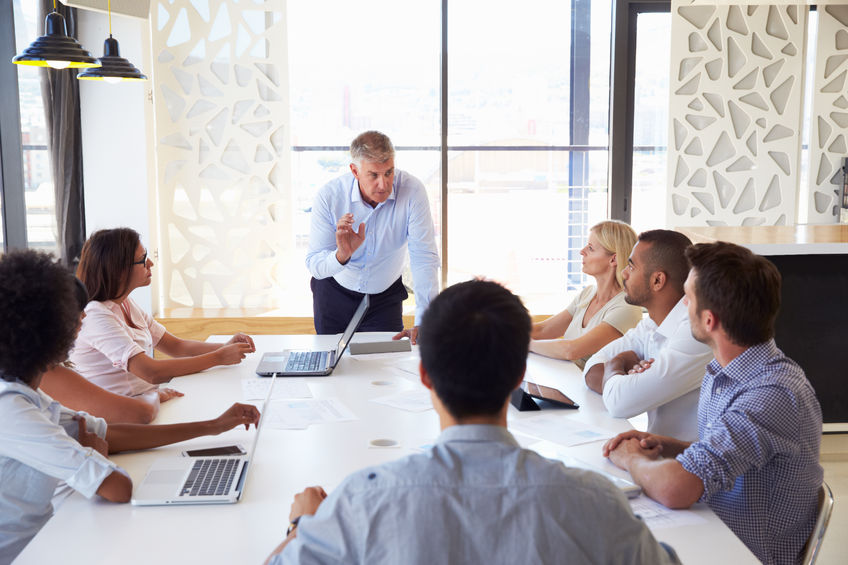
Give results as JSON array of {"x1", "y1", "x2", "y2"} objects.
[{"x1": 522, "y1": 381, "x2": 578, "y2": 409}]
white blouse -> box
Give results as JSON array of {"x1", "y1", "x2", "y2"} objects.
[
  {"x1": 562, "y1": 286, "x2": 644, "y2": 369},
  {"x1": 0, "y1": 380, "x2": 122, "y2": 562}
]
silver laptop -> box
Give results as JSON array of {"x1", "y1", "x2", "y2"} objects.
[
  {"x1": 256, "y1": 294, "x2": 369, "y2": 377},
  {"x1": 131, "y1": 374, "x2": 276, "y2": 506}
]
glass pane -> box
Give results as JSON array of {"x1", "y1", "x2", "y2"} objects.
[
  {"x1": 448, "y1": 0, "x2": 611, "y2": 314},
  {"x1": 13, "y1": 0, "x2": 58, "y2": 254},
  {"x1": 287, "y1": 1, "x2": 441, "y2": 317},
  {"x1": 630, "y1": 12, "x2": 671, "y2": 234},
  {"x1": 449, "y1": 1, "x2": 572, "y2": 145},
  {"x1": 287, "y1": 1, "x2": 440, "y2": 147},
  {"x1": 446, "y1": 150, "x2": 607, "y2": 314}
]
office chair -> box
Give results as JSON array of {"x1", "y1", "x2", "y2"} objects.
[{"x1": 802, "y1": 482, "x2": 834, "y2": 565}]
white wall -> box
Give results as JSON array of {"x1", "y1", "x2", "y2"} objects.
[{"x1": 77, "y1": 10, "x2": 153, "y2": 311}]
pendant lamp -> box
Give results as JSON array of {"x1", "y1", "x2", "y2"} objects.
[
  {"x1": 12, "y1": 1, "x2": 100, "y2": 69},
  {"x1": 77, "y1": 0, "x2": 147, "y2": 82}
]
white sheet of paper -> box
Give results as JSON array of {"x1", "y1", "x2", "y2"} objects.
[
  {"x1": 629, "y1": 496, "x2": 708, "y2": 530},
  {"x1": 264, "y1": 398, "x2": 357, "y2": 429},
  {"x1": 241, "y1": 378, "x2": 312, "y2": 400},
  {"x1": 508, "y1": 413, "x2": 614, "y2": 446},
  {"x1": 370, "y1": 388, "x2": 433, "y2": 412},
  {"x1": 386, "y1": 358, "x2": 421, "y2": 380}
]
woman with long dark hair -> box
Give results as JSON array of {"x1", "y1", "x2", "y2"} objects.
[
  {"x1": 39, "y1": 278, "x2": 177, "y2": 423},
  {"x1": 0, "y1": 249, "x2": 259, "y2": 562},
  {"x1": 71, "y1": 228, "x2": 255, "y2": 398}
]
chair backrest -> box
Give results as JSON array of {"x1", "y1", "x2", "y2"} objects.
[{"x1": 802, "y1": 482, "x2": 834, "y2": 565}]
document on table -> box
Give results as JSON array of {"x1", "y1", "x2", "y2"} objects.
[
  {"x1": 387, "y1": 358, "x2": 422, "y2": 380},
  {"x1": 629, "y1": 496, "x2": 707, "y2": 530},
  {"x1": 351, "y1": 356, "x2": 421, "y2": 381},
  {"x1": 264, "y1": 398, "x2": 357, "y2": 429},
  {"x1": 508, "y1": 413, "x2": 614, "y2": 446},
  {"x1": 241, "y1": 378, "x2": 312, "y2": 400},
  {"x1": 370, "y1": 388, "x2": 432, "y2": 412}
]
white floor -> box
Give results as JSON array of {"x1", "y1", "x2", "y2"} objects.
[{"x1": 817, "y1": 458, "x2": 848, "y2": 565}]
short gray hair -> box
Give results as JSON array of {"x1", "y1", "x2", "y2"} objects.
[{"x1": 350, "y1": 131, "x2": 394, "y2": 166}]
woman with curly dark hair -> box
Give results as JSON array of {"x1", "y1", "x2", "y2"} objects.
[
  {"x1": 71, "y1": 227, "x2": 255, "y2": 400},
  {"x1": 0, "y1": 250, "x2": 259, "y2": 562}
]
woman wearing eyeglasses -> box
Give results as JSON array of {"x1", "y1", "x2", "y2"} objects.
[
  {"x1": 70, "y1": 228, "x2": 255, "y2": 401},
  {"x1": 39, "y1": 277, "x2": 166, "y2": 423}
]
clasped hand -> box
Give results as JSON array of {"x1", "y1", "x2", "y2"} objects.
[
  {"x1": 216, "y1": 333, "x2": 256, "y2": 365},
  {"x1": 603, "y1": 431, "x2": 663, "y2": 470}
]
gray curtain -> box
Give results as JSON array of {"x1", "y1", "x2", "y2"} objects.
[{"x1": 40, "y1": 0, "x2": 86, "y2": 267}]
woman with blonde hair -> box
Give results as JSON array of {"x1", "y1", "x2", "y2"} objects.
[{"x1": 530, "y1": 220, "x2": 642, "y2": 369}]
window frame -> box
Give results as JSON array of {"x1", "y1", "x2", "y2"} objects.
[
  {"x1": 292, "y1": 0, "x2": 610, "y2": 294},
  {"x1": 608, "y1": 0, "x2": 671, "y2": 224},
  {"x1": 0, "y1": 0, "x2": 28, "y2": 250}
]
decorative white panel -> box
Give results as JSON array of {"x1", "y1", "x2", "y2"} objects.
[
  {"x1": 806, "y1": 4, "x2": 848, "y2": 223},
  {"x1": 151, "y1": 1, "x2": 290, "y2": 308},
  {"x1": 668, "y1": 2, "x2": 807, "y2": 227}
]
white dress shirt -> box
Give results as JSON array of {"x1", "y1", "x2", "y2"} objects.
[
  {"x1": 305, "y1": 170, "x2": 440, "y2": 324},
  {"x1": 583, "y1": 298, "x2": 713, "y2": 441},
  {"x1": 0, "y1": 381, "x2": 123, "y2": 562},
  {"x1": 70, "y1": 298, "x2": 166, "y2": 397}
]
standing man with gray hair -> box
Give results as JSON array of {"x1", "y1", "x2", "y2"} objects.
[{"x1": 306, "y1": 131, "x2": 439, "y2": 343}]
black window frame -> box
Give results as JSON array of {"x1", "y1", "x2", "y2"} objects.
[{"x1": 608, "y1": 0, "x2": 671, "y2": 224}]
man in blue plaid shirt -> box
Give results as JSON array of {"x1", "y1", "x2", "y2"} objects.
[{"x1": 603, "y1": 241, "x2": 823, "y2": 565}]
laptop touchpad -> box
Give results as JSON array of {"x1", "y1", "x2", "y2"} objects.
[{"x1": 145, "y1": 470, "x2": 187, "y2": 485}]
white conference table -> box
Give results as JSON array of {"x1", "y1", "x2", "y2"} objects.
[{"x1": 17, "y1": 333, "x2": 757, "y2": 564}]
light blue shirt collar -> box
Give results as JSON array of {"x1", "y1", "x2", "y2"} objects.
[
  {"x1": 348, "y1": 175, "x2": 398, "y2": 207},
  {"x1": 436, "y1": 424, "x2": 519, "y2": 447}
]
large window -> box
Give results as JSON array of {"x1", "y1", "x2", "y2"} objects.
[
  {"x1": 447, "y1": 0, "x2": 610, "y2": 314},
  {"x1": 286, "y1": 0, "x2": 441, "y2": 315},
  {"x1": 11, "y1": 0, "x2": 58, "y2": 254},
  {"x1": 288, "y1": 0, "x2": 612, "y2": 314},
  {"x1": 630, "y1": 11, "x2": 671, "y2": 234}
]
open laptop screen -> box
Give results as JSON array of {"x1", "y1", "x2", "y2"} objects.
[{"x1": 335, "y1": 294, "x2": 370, "y2": 363}]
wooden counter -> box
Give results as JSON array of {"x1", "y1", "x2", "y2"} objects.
[{"x1": 677, "y1": 224, "x2": 848, "y2": 255}]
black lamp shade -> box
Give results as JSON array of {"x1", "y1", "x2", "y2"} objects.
[
  {"x1": 12, "y1": 11, "x2": 100, "y2": 69},
  {"x1": 77, "y1": 36, "x2": 148, "y2": 82}
]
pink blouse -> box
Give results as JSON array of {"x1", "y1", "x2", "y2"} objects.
[{"x1": 69, "y1": 298, "x2": 166, "y2": 397}]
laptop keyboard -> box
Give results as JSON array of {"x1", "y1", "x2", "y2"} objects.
[
  {"x1": 180, "y1": 458, "x2": 240, "y2": 497},
  {"x1": 285, "y1": 351, "x2": 327, "y2": 372}
]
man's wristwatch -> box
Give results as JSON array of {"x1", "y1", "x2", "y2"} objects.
[{"x1": 286, "y1": 516, "x2": 301, "y2": 536}]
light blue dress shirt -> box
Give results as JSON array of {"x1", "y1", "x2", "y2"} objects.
[
  {"x1": 305, "y1": 170, "x2": 439, "y2": 324},
  {"x1": 274, "y1": 425, "x2": 679, "y2": 565},
  {"x1": 677, "y1": 340, "x2": 823, "y2": 565},
  {"x1": 0, "y1": 380, "x2": 123, "y2": 563}
]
